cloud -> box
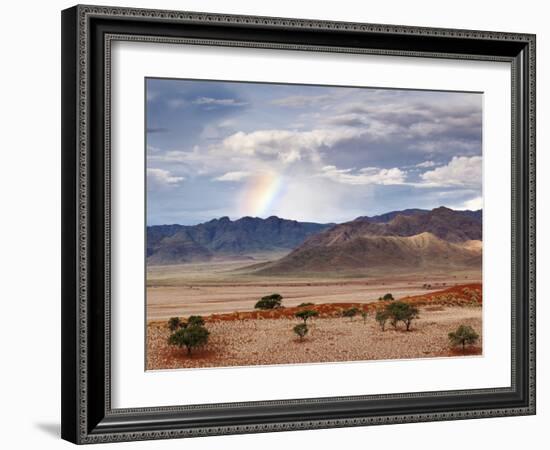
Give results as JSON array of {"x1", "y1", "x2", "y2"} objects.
[
  {"x1": 217, "y1": 128, "x2": 364, "y2": 164},
  {"x1": 320, "y1": 165, "x2": 407, "y2": 185},
  {"x1": 322, "y1": 96, "x2": 482, "y2": 143},
  {"x1": 214, "y1": 171, "x2": 251, "y2": 182},
  {"x1": 192, "y1": 97, "x2": 247, "y2": 107},
  {"x1": 415, "y1": 160, "x2": 436, "y2": 168},
  {"x1": 420, "y1": 156, "x2": 481, "y2": 188},
  {"x1": 167, "y1": 99, "x2": 187, "y2": 109},
  {"x1": 323, "y1": 113, "x2": 369, "y2": 127},
  {"x1": 460, "y1": 196, "x2": 483, "y2": 210},
  {"x1": 271, "y1": 94, "x2": 333, "y2": 108},
  {"x1": 338, "y1": 98, "x2": 481, "y2": 127},
  {"x1": 408, "y1": 139, "x2": 480, "y2": 154},
  {"x1": 147, "y1": 168, "x2": 184, "y2": 188}
]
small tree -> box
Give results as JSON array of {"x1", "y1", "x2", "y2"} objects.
[
  {"x1": 400, "y1": 305, "x2": 419, "y2": 331},
  {"x1": 448, "y1": 325, "x2": 479, "y2": 353},
  {"x1": 168, "y1": 317, "x2": 182, "y2": 331},
  {"x1": 342, "y1": 307, "x2": 359, "y2": 321},
  {"x1": 382, "y1": 293, "x2": 394, "y2": 301},
  {"x1": 360, "y1": 309, "x2": 369, "y2": 324},
  {"x1": 255, "y1": 293, "x2": 283, "y2": 310},
  {"x1": 168, "y1": 325, "x2": 210, "y2": 356},
  {"x1": 386, "y1": 302, "x2": 404, "y2": 329},
  {"x1": 293, "y1": 323, "x2": 309, "y2": 341},
  {"x1": 187, "y1": 315, "x2": 205, "y2": 327},
  {"x1": 385, "y1": 301, "x2": 419, "y2": 331},
  {"x1": 295, "y1": 309, "x2": 319, "y2": 324},
  {"x1": 375, "y1": 310, "x2": 389, "y2": 331}
]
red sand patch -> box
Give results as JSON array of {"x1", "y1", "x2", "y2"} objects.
[{"x1": 400, "y1": 283, "x2": 482, "y2": 305}]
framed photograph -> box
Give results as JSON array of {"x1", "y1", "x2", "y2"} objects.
[{"x1": 61, "y1": 5, "x2": 536, "y2": 444}]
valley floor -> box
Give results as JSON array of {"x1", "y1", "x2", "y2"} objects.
[{"x1": 147, "y1": 259, "x2": 481, "y2": 319}]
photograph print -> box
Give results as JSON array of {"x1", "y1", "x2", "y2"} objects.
[{"x1": 145, "y1": 78, "x2": 483, "y2": 370}]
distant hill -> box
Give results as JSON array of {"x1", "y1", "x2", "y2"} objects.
[
  {"x1": 147, "y1": 229, "x2": 213, "y2": 265},
  {"x1": 147, "y1": 216, "x2": 331, "y2": 265},
  {"x1": 352, "y1": 206, "x2": 482, "y2": 243},
  {"x1": 247, "y1": 207, "x2": 482, "y2": 276},
  {"x1": 355, "y1": 208, "x2": 482, "y2": 224},
  {"x1": 457, "y1": 209, "x2": 483, "y2": 222},
  {"x1": 354, "y1": 208, "x2": 428, "y2": 223}
]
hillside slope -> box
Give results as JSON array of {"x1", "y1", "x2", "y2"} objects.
[{"x1": 251, "y1": 232, "x2": 481, "y2": 275}]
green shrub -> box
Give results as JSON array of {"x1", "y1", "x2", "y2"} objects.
[
  {"x1": 386, "y1": 302, "x2": 419, "y2": 331},
  {"x1": 168, "y1": 317, "x2": 182, "y2": 331},
  {"x1": 382, "y1": 293, "x2": 394, "y2": 301},
  {"x1": 401, "y1": 306, "x2": 419, "y2": 331},
  {"x1": 298, "y1": 302, "x2": 314, "y2": 307},
  {"x1": 375, "y1": 310, "x2": 389, "y2": 331},
  {"x1": 342, "y1": 307, "x2": 359, "y2": 320},
  {"x1": 255, "y1": 293, "x2": 283, "y2": 310},
  {"x1": 360, "y1": 309, "x2": 369, "y2": 324},
  {"x1": 448, "y1": 325, "x2": 479, "y2": 353},
  {"x1": 187, "y1": 315, "x2": 205, "y2": 327},
  {"x1": 168, "y1": 325, "x2": 210, "y2": 355},
  {"x1": 293, "y1": 323, "x2": 309, "y2": 341},
  {"x1": 295, "y1": 309, "x2": 319, "y2": 324}
]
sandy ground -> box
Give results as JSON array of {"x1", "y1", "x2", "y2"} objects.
[
  {"x1": 147, "y1": 260, "x2": 481, "y2": 319},
  {"x1": 146, "y1": 304, "x2": 482, "y2": 370}
]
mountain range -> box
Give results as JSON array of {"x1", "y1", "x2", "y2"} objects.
[
  {"x1": 147, "y1": 216, "x2": 331, "y2": 265},
  {"x1": 250, "y1": 207, "x2": 482, "y2": 275},
  {"x1": 147, "y1": 207, "x2": 482, "y2": 272}
]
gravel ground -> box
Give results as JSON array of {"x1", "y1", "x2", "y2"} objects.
[{"x1": 146, "y1": 305, "x2": 482, "y2": 370}]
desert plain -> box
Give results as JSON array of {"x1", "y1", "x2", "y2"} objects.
[{"x1": 146, "y1": 258, "x2": 482, "y2": 370}]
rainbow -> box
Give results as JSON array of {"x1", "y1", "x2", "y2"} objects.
[{"x1": 239, "y1": 172, "x2": 285, "y2": 217}]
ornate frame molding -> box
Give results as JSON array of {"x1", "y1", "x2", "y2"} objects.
[{"x1": 62, "y1": 5, "x2": 536, "y2": 444}]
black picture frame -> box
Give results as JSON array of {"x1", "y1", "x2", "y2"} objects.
[{"x1": 61, "y1": 4, "x2": 536, "y2": 444}]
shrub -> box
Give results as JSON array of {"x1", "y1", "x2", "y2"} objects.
[
  {"x1": 360, "y1": 309, "x2": 369, "y2": 324},
  {"x1": 382, "y1": 293, "x2": 394, "y2": 301},
  {"x1": 295, "y1": 309, "x2": 319, "y2": 324},
  {"x1": 293, "y1": 323, "x2": 309, "y2": 341},
  {"x1": 342, "y1": 307, "x2": 359, "y2": 320},
  {"x1": 386, "y1": 302, "x2": 419, "y2": 331},
  {"x1": 255, "y1": 293, "x2": 283, "y2": 310},
  {"x1": 298, "y1": 302, "x2": 314, "y2": 307},
  {"x1": 448, "y1": 325, "x2": 479, "y2": 353},
  {"x1": 375, "y1": 310, "x2": 389, "y2": 331},
  {"x1": 187, "y1": 315, "x2": 205, "y2": 327},
  {"x1": 168, "y1": 325, "x2": 210, "y2": 356},
  {"x1": 168, "y1": 317, "x2": 182, "y2": 331}
]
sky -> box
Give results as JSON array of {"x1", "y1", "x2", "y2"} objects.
[{"x1": 146, "y1": 78, "x2": 482, "y2": 226}]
